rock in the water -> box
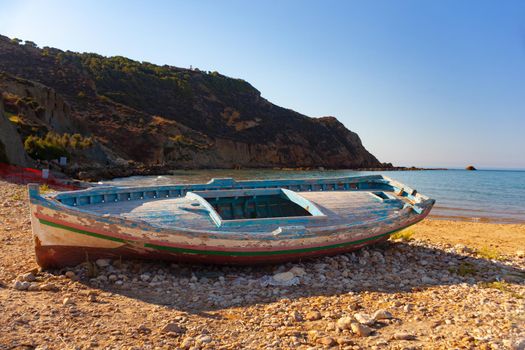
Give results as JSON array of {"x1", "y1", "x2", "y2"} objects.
[
  {"x1": 336, "y1": 316, "x2": 353, "y2": 330},
  {"x1": 305, "y1": 311, "x2": 322, "y2": 321},
  {"x1": 372, "y1": 309, "x2": 393, "y2": 321},
  {"x1": 351, "y1": 322, "x2": 373, "y2": 337},
  {"x1": 465, "y1": 165, "x2": 477, "y2": 171},
  {"x1": 393, "y1": 332, "x2": 416, "y2": 340},
  {"x1": 354, "y1": 312, "x2": 375, "y2": 325}
]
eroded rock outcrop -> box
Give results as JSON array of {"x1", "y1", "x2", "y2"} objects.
[
  {"x1": 0, "y1": 34, "x2": 386, "y2": 178},
  {"x1": 0, "y1": 94, "x2": 31, "y2": 166}
]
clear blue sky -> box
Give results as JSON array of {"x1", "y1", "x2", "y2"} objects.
[{"x1": 1, "y1": 0, "x2": 524, "y2": 169}]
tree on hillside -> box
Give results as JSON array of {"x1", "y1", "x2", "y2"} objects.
[{"x1": 24, "y1": 40, "x2": 37, "y2": 48}]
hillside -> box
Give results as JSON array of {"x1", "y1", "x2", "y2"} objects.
[{"x1": 0, "y1": 35, "x2": 386, "y2": 179}]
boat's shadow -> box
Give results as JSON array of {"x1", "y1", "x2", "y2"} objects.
[{"x1": 71, "y1": 240, "x2": 524, "y2": 314}]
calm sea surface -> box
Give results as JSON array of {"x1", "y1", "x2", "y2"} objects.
[{"x1": 103, "y1": 169, "x2": 525, "y2": 224}]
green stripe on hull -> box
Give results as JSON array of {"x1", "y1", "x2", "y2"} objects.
[
  {"x1": 39, "y1": 218, "x2": 126, "y2": 243},
  {"x1": 38, "y1": 217, "x2": 405, "y2": 256}
]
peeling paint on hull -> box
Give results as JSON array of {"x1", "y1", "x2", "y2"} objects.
[{"x1": 35, "y1": 235, "x2": 395, "y2": 268}]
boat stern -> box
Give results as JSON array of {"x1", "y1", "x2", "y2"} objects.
[{"x1": 27, "y1": 183, "x2": 49, "y2": 267}]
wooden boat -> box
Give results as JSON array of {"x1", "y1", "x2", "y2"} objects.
[{"x1": 28, "y1": 175, "x2": 435, "y2": 268}]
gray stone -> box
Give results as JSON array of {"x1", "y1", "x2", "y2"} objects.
[
  {"x1": 13, "y1": 280, "x2": 30, "y2": 290},
  {"x1": 20, "y1": 272, "x2": 36, "y2": 282}
]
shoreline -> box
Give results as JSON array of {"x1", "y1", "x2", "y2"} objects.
[{"x1": 428, "y1": 214, "x2": 525, "y2": 225}]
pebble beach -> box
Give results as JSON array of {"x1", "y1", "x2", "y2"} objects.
[{"x1": 1, "y1": 180, "x2": 524, "y2": 350}]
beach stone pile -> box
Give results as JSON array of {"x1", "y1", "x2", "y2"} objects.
[{"x1": 6, "y1": 239, "x2": 523, "y2": 349}]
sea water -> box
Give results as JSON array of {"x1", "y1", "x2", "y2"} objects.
[{"x1": 104, "y1": 169, "x2": 525, "y2": 224}]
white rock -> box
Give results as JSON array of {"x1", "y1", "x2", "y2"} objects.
[
  {"x1": 403, "y1": 304, "x2": 414, "y2": 312},
  {"x1": 372, "y1": 309, "x2": 393, "y2": 320},
  {"x1": 95, "y1": 258, "x2": 111, "y2": 267},
  {"x1": 289, "y1": 266, "x2": 306, "y2": 277},
  {"x1": 354, "y1": 312, "x2": 375, "y2": 325},
  {"x1": 273, "y1": 271, "x2": 295, "y2": 283},
  {"x1": 62, "y1": 297, "x2": 74, "y2": 305},
  {"x1": 351, "y1": 322, "x2": 373, "y2": 337},
  {"x1": 336, "y1": 316, "x2": 353, "y2": 330}
]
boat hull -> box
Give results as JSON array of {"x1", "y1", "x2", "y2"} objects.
[
  {"x1": 34, "y1": 235, "x2": 393, "y2": 268},
  {"x1": 28, "y1": 176, "x2": 435, "y2": 268},
  {"x1": 30, "y1": 202, "x2": 430, "y2": 268}
]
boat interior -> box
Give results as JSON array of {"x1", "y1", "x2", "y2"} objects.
[{"x1": 46, "y1": 176, "x2": 425, "y2": 232}]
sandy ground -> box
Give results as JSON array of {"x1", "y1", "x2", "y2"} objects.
[
  {"x1": 412, "y1": 220, "x2": 525, "y2": 256},
  {"x1": 0, "y1": 180, "x2": 524, "y2": 350}
]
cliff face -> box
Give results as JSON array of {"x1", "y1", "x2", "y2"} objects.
[
  {"x1": 0, "y1": 92, "x2": 31, "y2": 166},
  {"x1": 0, "y1": 35, "x2": 384, "y2": 177}
]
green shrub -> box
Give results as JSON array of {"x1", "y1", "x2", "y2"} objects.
[
  {"x1": 448, "y1": 262, "x2": 477, "y2": 277},
  {"x1": 477, "y1": 246, "x2": 503, "y2": 261},
  {"x1": 24, "y1": 132, "x2": 93, "y2": 160},
  {"x1": 24, "y1": 134, "x2": 68, "y2": 160},
  {"x1": 390, "y1": 229, "x2": 415, "y2": 242}
]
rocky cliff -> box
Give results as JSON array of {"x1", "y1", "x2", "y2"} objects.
[{"x1": 0, "y1": 35, "x2": 385, "y2": 179}]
